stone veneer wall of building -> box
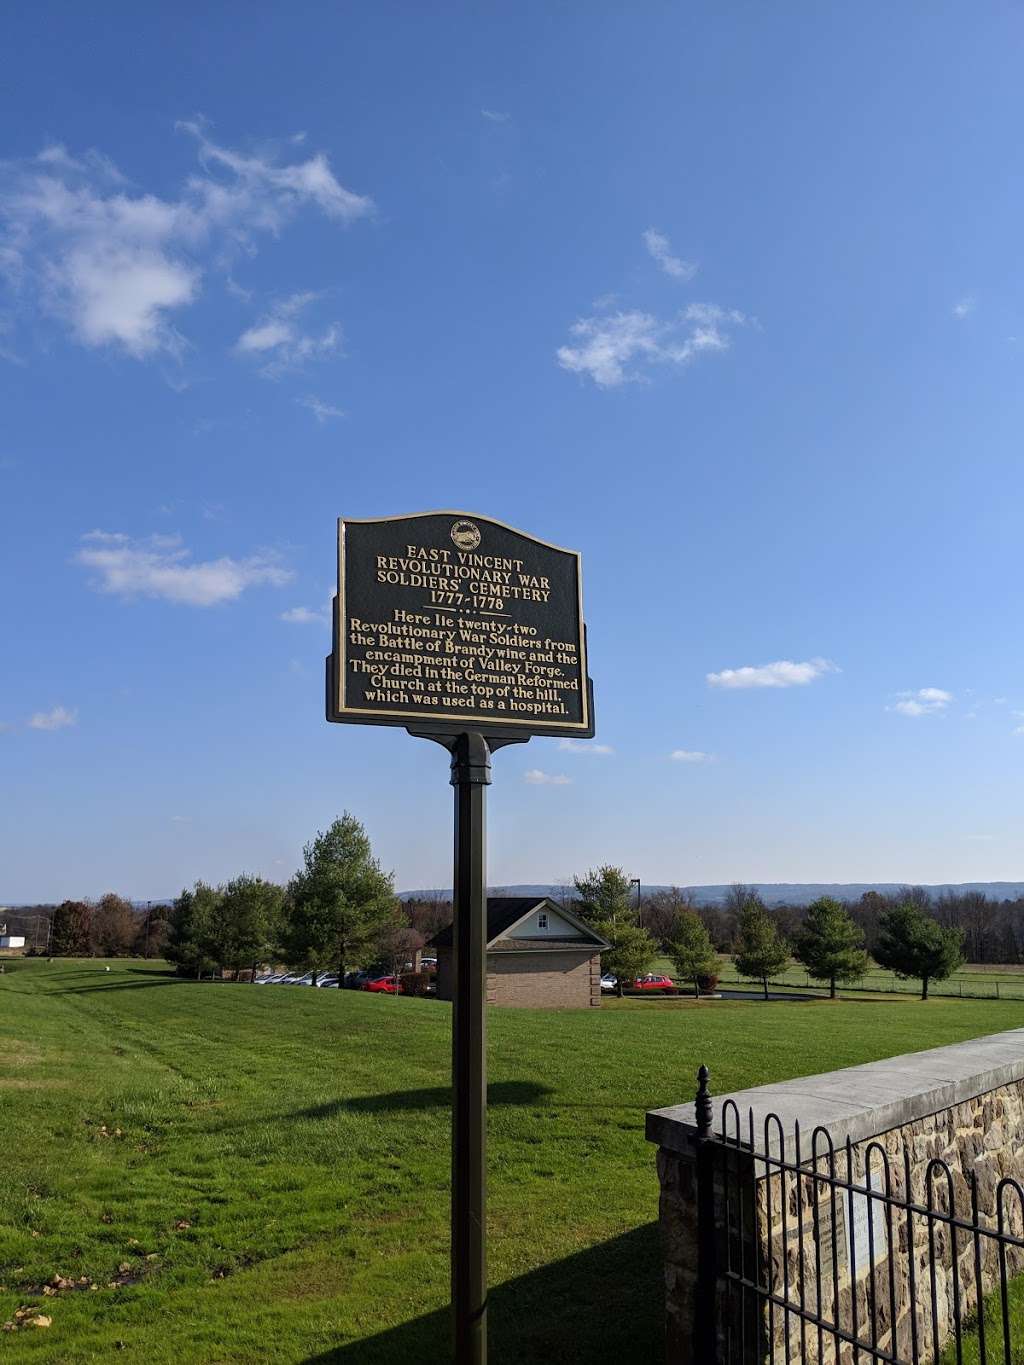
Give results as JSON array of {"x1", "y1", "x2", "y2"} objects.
[{"x1": 647, "y1": 1029, "x2": 1024, "y2": 1363}]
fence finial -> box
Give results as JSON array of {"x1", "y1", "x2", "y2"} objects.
[{"x1": 696, "y1": 1063, "x2": 712, "y2": 1140}]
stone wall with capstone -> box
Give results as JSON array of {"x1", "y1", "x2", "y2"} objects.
[{"x1": 647, "y1": 1029, "x2": 1024, "y2": 1363}]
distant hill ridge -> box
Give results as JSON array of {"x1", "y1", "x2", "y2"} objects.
[
  {"x1": 398, "y1": 882, "x2": 1024, "y2": 907},
  {"x1": 6, "y1": 882, "x2": 1024, "y2": 910}
]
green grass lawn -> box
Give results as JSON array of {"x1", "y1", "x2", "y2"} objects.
[
  {"x1": 651, "y1": 955, "x2": 1024, "y2": 999},
  {"x1": 2, "y1": 959, "x2": 1023, "y2": 1362}
]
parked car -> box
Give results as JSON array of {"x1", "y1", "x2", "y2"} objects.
[
  {"x1": 421, "y1": 956, "x2": 438, "y2": 968},
  {"x1": 600, "y1": 974, "x2": 618, "y2": 993},
  {"x1": 633, "y1": 973, "x2": 676, "y2": 993},
  {"x1": 343, "y1": 970, "x2": 370, "y2": 990},
  {"x1": 316, "y1": 975, "x2": 340, "y2": 988},
  {"x1": 364, "y1": 974, "x2": 401, "y2": 994}
]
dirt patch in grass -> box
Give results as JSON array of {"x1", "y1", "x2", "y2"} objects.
[
  {"x1": 0, "y1": 1077, "x2": 70, "y2": 1090},
  {"x1": 1, "y1": 1041, "x2": 45, "y2": 1068}
]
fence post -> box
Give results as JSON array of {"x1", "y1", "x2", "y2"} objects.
[{"x1": 694, "y1": 1064, "x2": 718, "y2": 1364}]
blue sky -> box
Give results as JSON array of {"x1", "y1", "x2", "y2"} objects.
[{"x1": 2, "y1": 3, "x2": 1023, "y2": 902}]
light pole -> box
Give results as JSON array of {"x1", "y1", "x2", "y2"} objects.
[{"x1": 630, "y1": 877, "x2": 642, "y2": 928}]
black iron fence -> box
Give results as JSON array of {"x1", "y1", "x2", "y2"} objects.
[{"x1": 691, "y1": 1066, "x2": 1024, "y2": 1363}]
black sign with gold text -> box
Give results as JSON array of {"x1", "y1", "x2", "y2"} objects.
[{"x1": 327, "y1": 511, "x2": 593, "y2": 737}]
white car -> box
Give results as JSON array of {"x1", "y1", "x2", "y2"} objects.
[{"x1": 600, "y1": 974, "x2": 618, "y2": 993}]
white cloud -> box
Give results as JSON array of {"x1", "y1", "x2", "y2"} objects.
[
  {"x1": 1013, "y1": 726, "x2": 1024, "y2": 737},
  {"x1": 952, "y1": 296, "x2": 975, "y2": 319},
  {"x1": 170, "y1": 814, "x2": 191, "y2": 823},
  {"x1": 75, "y1": 530, "x2": 292, "y2": 607},
  {"x1": 707, "y1": 658, "x2": 838, "y2": 690},
  {"x1": 280, "y1": 605, "x2": 329, "y2": 624},
  {"x1": 181, "y1": 121, "x2": 373, "y2": 224},
  {"x1": 642, "y1": 228, "x2": 697, "y2": 282},
  {"x1": 557, "y1": 303, "x2": 749, "y2": 388},
  {"x1": 524, "y1": 769, "x2": 571, "y2": 786},
  {"x1": 481, "y1": 109, "x2": 511, "y2": 123},
  {"x1": 29, "y1": 704, "x2": 77, "y2": 731},
  {"x1": 235, "y1": 292, "x2": 341, "y2": 376},
  {"x1": 0, "y1": 124, "x2": 372, "y2": 359},
  {"x1": 670, "y1": 750, "x2": 715, "y2": 763},
  {"x1": 557, "y1": 739, "x2": 614, "y2": 755},
  {"x1": 889, "y1": 687, "x2": 953, "y2": 717},
  {"x1": 296, "y1": 394, "x2": 345, "y2": 423}
]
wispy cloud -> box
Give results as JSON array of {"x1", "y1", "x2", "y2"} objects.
[
  {"x1": 557, "y1": 738, "x2": 614, "y2": 755},
  {"x1": 952, "y1": 295, "x2": 976, "y2": 319},
  {"x1": 281, "y1": 588, "x2": 332, "y2": 625},
  {"x1": 670, "y1": 749, "x2": 715, "y2": 763},
  {"x1": 557, "y1": 304, "x2": 749, "y2": 388},
  {"x1": 0, "y1": 123, "x2": 372, "y2": 360},
  {"x1": 28, "y1": 704, "x2": 77, "y2": 731},
  {"x1": 524, "y1": 769, "x2": 571, "y2": 786},
  {"x1": 642, "y1": 228, "x2": 697, "y2": 282},
  {"x1": 280, "y1": 604, "x2": 329, "y2": 624},
  {"x1": 75, "y1": 530, "x2": 292, "y2": 606},
  {"x1": 889, "y1": 687, "x2": 952, "y2": 718},
  {"x1": 481, "y1": 109, "x2": 511, "y2": 123},
  {"x1": 235, "y1": 292, "x2": 341, "y2": 377},
  {"x1": 707, "y1": 658, "x2": 838, "y2": 690},
  {"x1": 296, "y1": 394, "x2": 345, "y2": 423}
]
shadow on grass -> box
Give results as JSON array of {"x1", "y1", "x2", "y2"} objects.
[
  {"x1": 292, "y1": 1080, "x2": 554, "y2": 1119},
  {"x1": 47, "y1": 976, "x2": 184, "y2": 995},
  {"x1": 302, "y1": 1221, "x2": 662, "y2": 1364}
]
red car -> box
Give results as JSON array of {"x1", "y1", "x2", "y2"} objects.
[
  {"x1": 364, "y1": 974, "x2": 401, "y2": 994},
  {"x1": 633, "y1": 973, "x2": 676, "y2": 993}
]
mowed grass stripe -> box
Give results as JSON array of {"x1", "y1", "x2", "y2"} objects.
[{"x1": 2, "y1": 958, "x2": 1022, "y2": 1361}]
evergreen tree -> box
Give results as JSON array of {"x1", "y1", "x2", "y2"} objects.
[
  {"x1": 667, "y1": 910, "x2": 720, "y2": 998},
  {"x1": 793, "y1": 896, "x2": 869, "y2": 998},
  {"x1": 217, "y1": 875, "x2": 285, "y2": 980},
  {"x1": 573, "y1": 866, "x2": 635, "y2": 925},
  {"x1": 165, "y1": 883, "x2": 221, "y2": 979},
  {"x1": 280, "y1": 813, "x2": 395, "y2": 985},
  {"x1": 734, "y1": 898, "x2": 789, "y2": 1000},
  {"x1": 595, "y1": 920, "x2": 657, "y2": 996},
  {"x1": 873, "y1": 902, "x2": 964, "y2": 1000},
  {"x1": 49, "y1": 900, "x2": 93, "y2": 956}
]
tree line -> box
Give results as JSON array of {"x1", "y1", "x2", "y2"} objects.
[
  {"x1": 26, "y1": 814, "x2": 425, "y2": 985},
  {"x1": 165, "y1": 814, "x2": 424, "y2": 984},
  {"x1": 44, "y1": 894, "x2": 171, "y2": 959},
  {"x1": 562, "y1": 868, "x2": 965, "y2": 1000}
]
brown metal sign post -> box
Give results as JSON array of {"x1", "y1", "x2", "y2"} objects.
[{"x1": 327, "y1": 512, "x2": 594, "y2": 1364}]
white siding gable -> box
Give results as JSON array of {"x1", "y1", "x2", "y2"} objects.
[{"x1": 510, "y1": 907, "x2": 587, "y2": 940}]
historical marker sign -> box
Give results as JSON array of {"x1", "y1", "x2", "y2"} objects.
[
  {"x1": 328, "y1": 510, "x2": 593, "y2": 737},
  {"x1": 325, "y1": 509, "x2": 595, "y2": 1365}
]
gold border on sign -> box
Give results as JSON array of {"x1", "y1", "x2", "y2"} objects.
[{"x1": 335, "y1": 511, "x2": 591, "y2": 731}]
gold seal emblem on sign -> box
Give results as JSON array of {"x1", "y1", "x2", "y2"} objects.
[{"x1": 450, "y1": 519, "x2": 481, "y2": 551}]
